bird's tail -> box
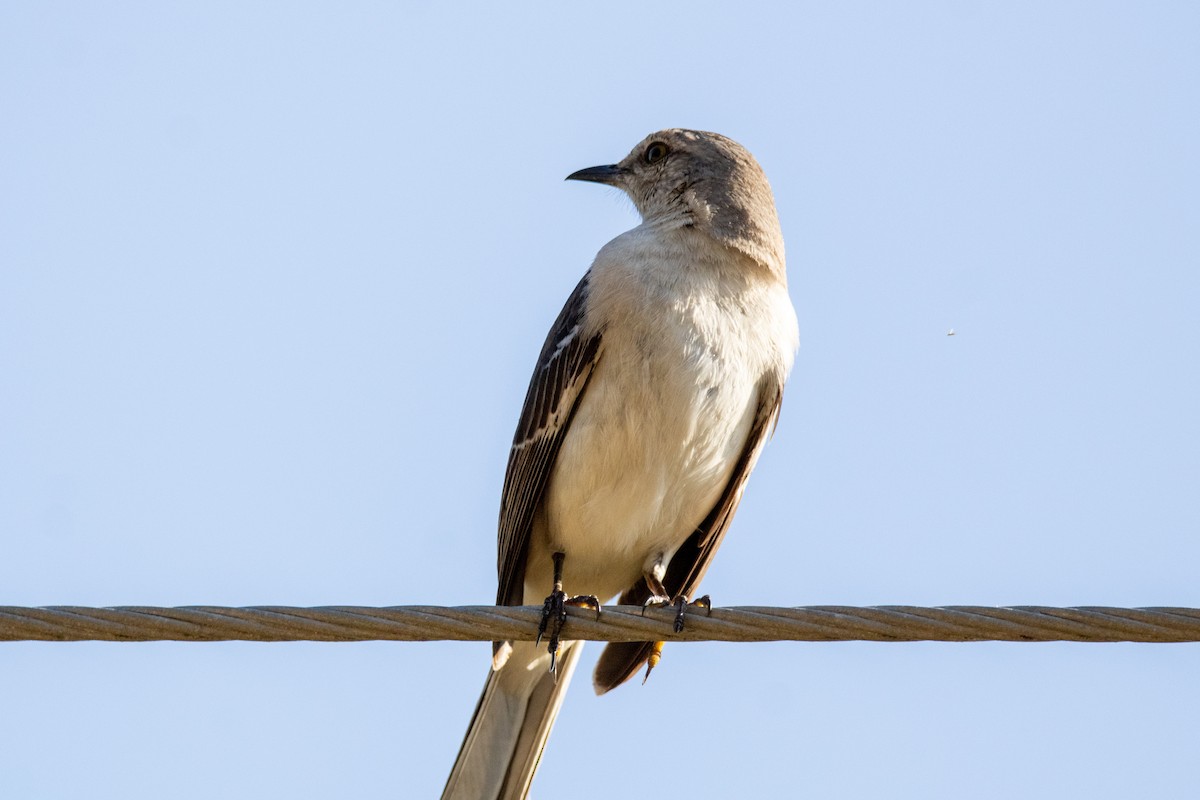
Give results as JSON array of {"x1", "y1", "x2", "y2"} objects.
[{"x1": 441, "y1": 640, "x2": 583, "y2": 800}]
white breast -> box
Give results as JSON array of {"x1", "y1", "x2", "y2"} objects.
[{"x1": 524, "y1": 225, "x2": 797, "y2": 604}]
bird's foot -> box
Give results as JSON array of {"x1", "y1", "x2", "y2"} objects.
[
  {"x1": 640, "y1": 594, "x2": 672, "y2": 611},
  {"x1": 670, "y1": 593, "x2": 712, "y2": 633},
  {"x1": 636, "y1": 597, "x2": 713, "y2": 685},
  {"x1": 537, "y1": 591, "x2": 601, "y2": 676},
  {"x1": 642, "y1": 593, "x2": 713, "y2": 633}
]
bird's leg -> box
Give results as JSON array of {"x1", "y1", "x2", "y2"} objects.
[
  {"x1": 536, "y1": 551, "x2": 601, "y2": 677},
  {"x1": 640, "y1": 555, "x2": 672, "y2": 609},
  {"x1": 637, "y1": 556, "x2": 712, "y2": 631},
  {"x1": 651, "y1": 593, "x2": 713, "y2": 632},
  {"x1": 638, "y1": 594, "x2": 714, "y2": 684},
  {"x1": 671, "y1": 593, "x2": 712, "y2": 633},
  {"x1": 535, "y1": 553, "x2": 568, "y2": 659},
  {"x1": 633, "y1": 556, "x2": 714, "y2": 683}
]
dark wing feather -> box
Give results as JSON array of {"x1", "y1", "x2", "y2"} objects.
[
  {"x1": 496, "y1": 273, "x2": 603, "y2": 608},
  {"x1": 592, "y1": 379, "x2": 784, "y2": 694}
]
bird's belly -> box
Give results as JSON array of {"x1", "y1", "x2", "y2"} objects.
[{"x1": 524, "y1": 350, "x2": 758, "y2": 603}]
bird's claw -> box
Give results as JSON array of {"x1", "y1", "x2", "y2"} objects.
[
  {"x1": 535, "y1": 591, "x2": 564, "y2": 646},
  {"x1": 677, "y1": 594, "x2": 713, "y2": 632},
  {"x1": 537, "y1": 591, "x2": 601, "y2": 677},
  {"x1": 637, "y1": 595, "x2": 713, "y2": 685},
  {"x1": 640, "y1": 595, "x2": 672, "y2": 615},
  {"x1": 642, "y1": 593, "x2": 713, "y2": 632}
]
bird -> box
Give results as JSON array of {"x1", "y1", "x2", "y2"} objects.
[{"x1": 441, "y1": 129, "x2": 799, "y2": 800}]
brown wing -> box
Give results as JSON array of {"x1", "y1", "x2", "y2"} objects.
[
  {"x1": 496, "y1": 273, "x2": 603, "y2": 609},
  {"x1": 592, "y1": 378, "x2": 784, "y2": 694}
]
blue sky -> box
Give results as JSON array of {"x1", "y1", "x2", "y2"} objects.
[{"x1": 2, "y1": 3, "x2": 1198, "y2": 798}]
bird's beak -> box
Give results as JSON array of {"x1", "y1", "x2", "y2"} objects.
[{"x1": 565, "y1": 164, "x2": 625, "y2": 186}]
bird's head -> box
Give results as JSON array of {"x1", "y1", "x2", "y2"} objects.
[{"x1": 567, "y1": 129, "x2": 784, "y2": 274}]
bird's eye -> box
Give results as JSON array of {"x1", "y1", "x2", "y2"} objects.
[{"x1": 644, "y1": 142, "x2": 669, "y2": 164}]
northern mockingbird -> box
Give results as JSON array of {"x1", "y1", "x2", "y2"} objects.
[{"x1": 442, "y1": 129, "x2": 798, "y2": 800}]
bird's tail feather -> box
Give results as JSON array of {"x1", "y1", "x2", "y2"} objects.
[
  {"x1": 442, "y1": 641, "x2": 583, "y2": 800},
  {"x1": 592, "y1": 640, "x2": 653, "y2": 695}
]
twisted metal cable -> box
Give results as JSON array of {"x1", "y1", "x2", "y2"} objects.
[{"x1": 2, "y1": 604, "x2": 1199, "y2": 643}]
